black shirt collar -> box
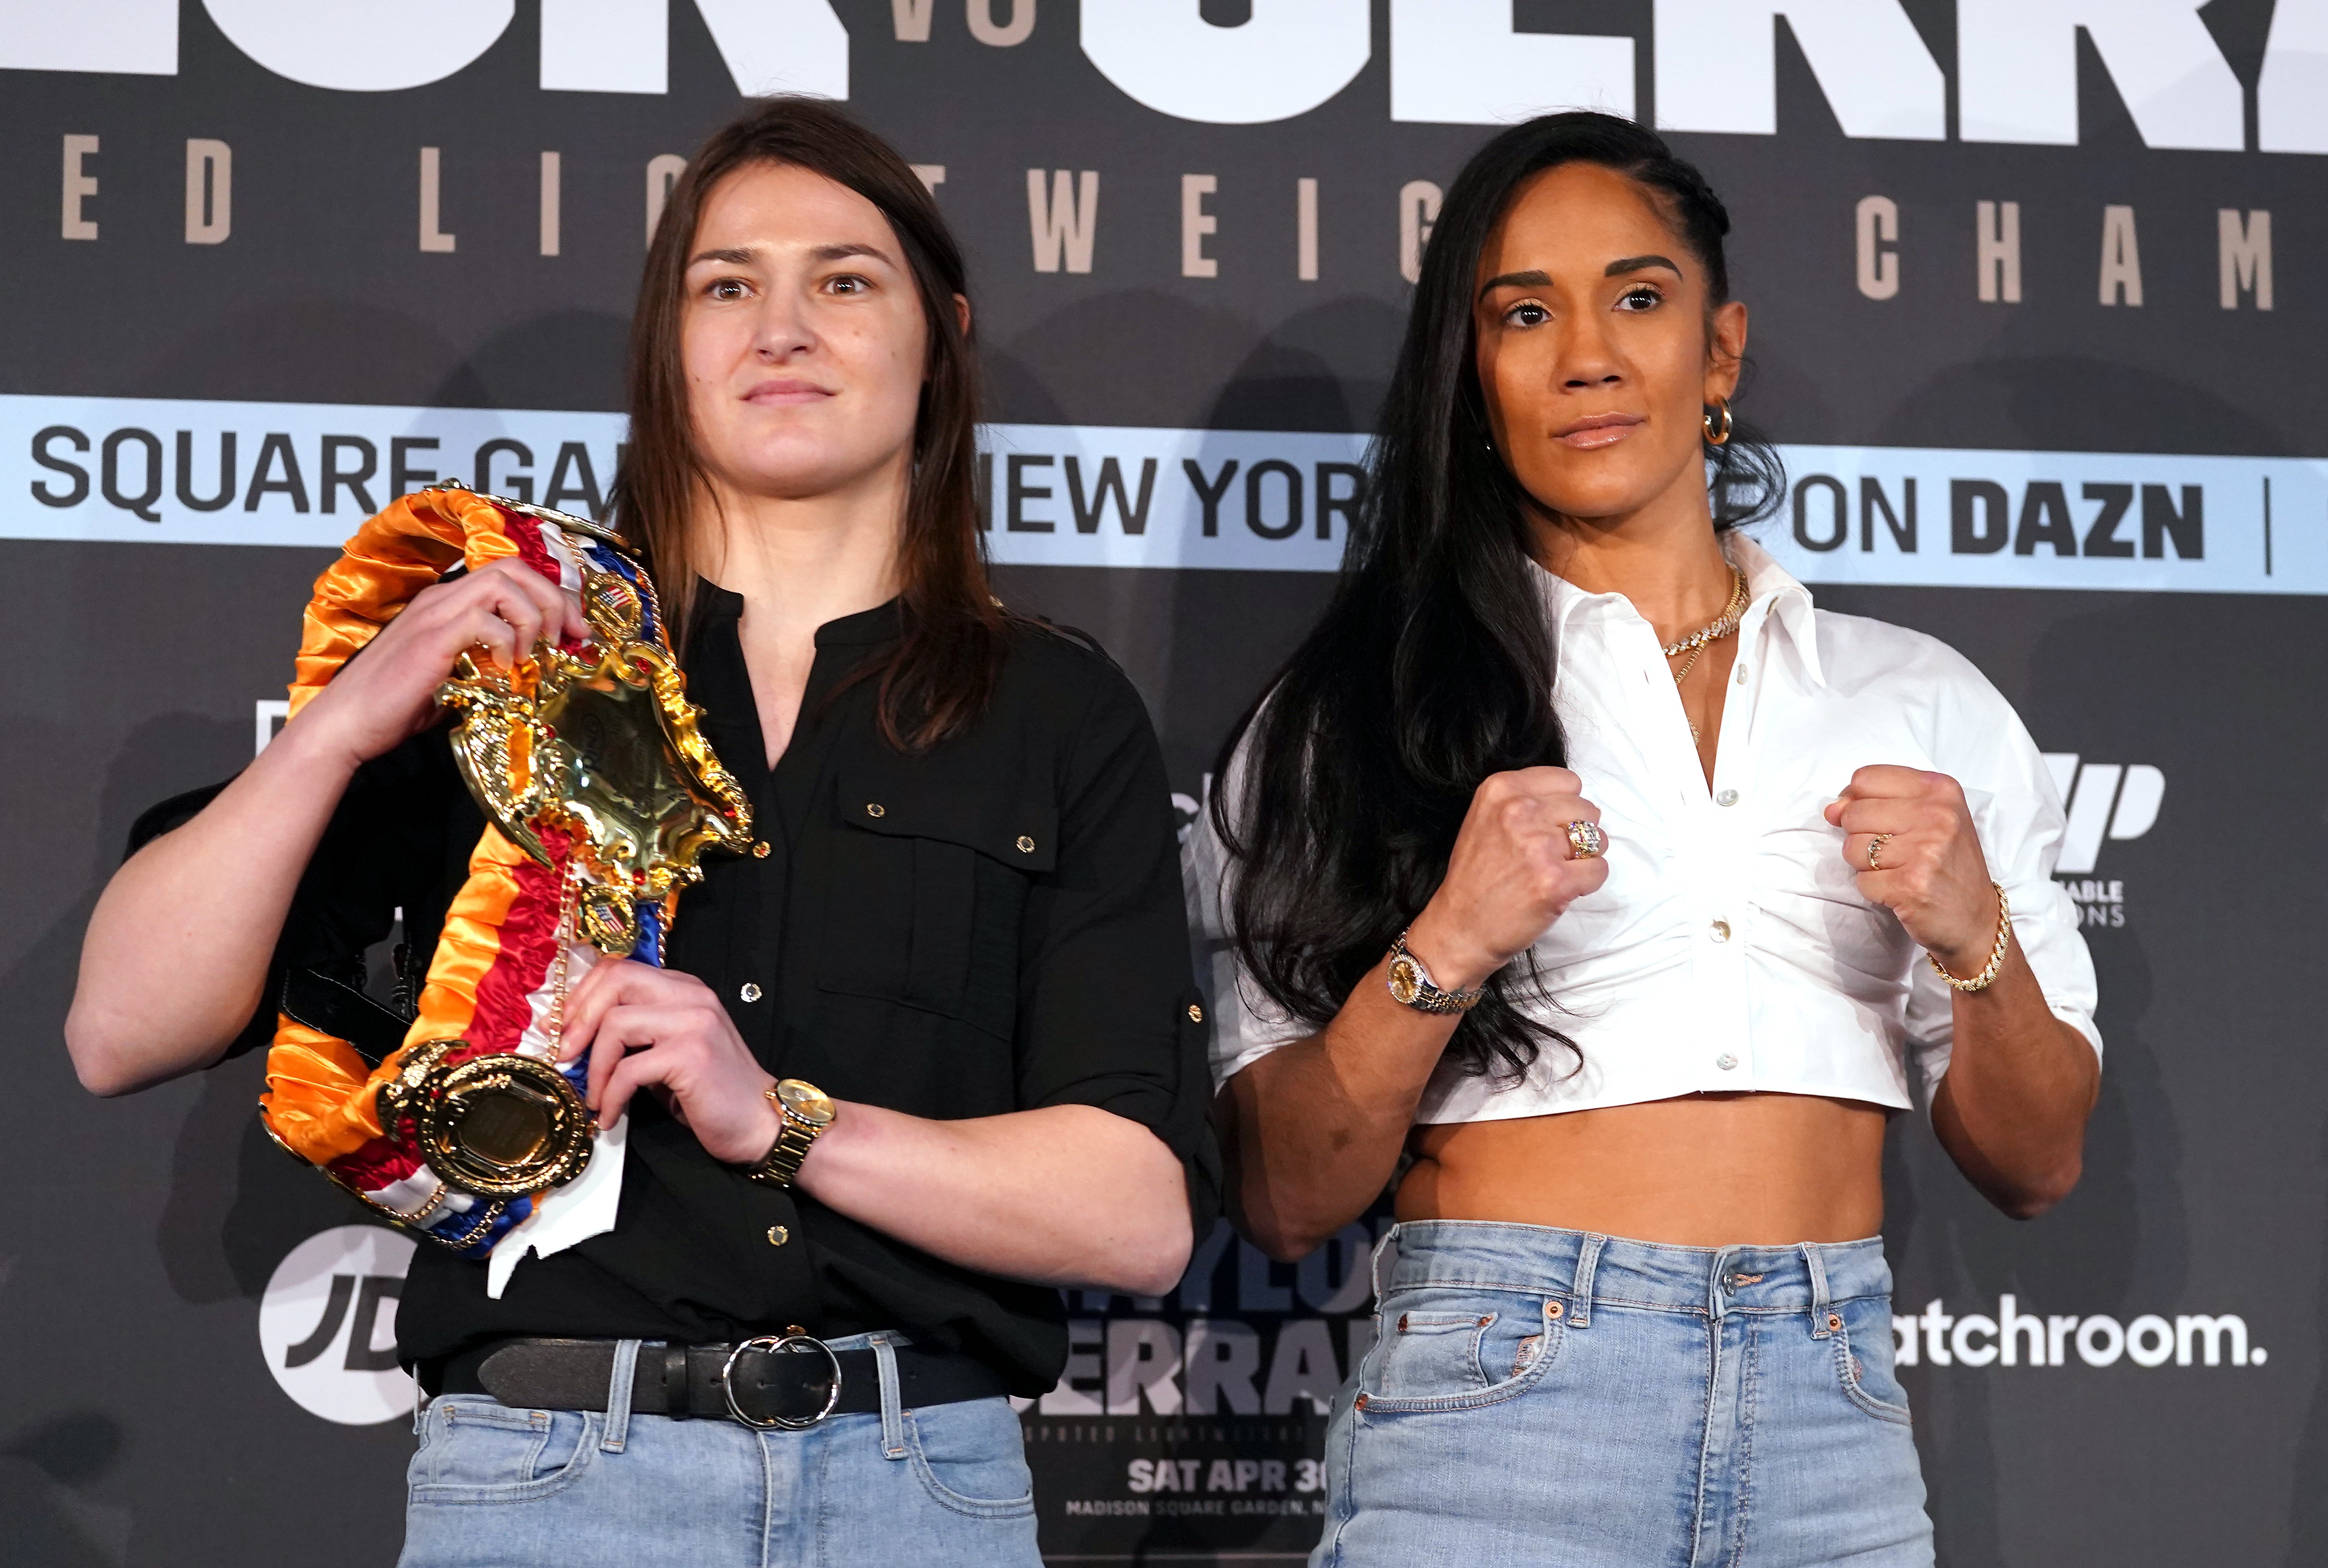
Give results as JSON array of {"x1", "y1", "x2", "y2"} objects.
[{"x1": 690, "y1": 583, "x2": 902, "y2": 648}]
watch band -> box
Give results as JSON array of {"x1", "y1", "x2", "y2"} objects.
[
  {"x1": 1384, "y1": 929, "x2": 1486, "y2": 1014},
  {"x1": 746, "y1": 1086, "x2": 829, "y2": 1188}
]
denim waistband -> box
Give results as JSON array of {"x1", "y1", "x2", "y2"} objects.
[{"x1": 1378, "y1": 1219, "x2": 1893, "y2": 1326}]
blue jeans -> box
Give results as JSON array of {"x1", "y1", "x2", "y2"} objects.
[
  {"x1": 397, "y1": 1333, "x2": 1038, "y2": 1568},
  {"x1": 1315, "y1": 1222, "x2": 1934, "y2": 1568}
]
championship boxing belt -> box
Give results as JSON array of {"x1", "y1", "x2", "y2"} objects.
[{"x1": 259, "y1": 485, "x2": 752, "y2": 1258}]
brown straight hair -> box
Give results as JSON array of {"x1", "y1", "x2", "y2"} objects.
[{"x1": 613, "y1": 95, "x2": 1007, "y2": 752}]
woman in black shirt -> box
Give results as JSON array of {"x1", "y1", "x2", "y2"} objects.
[{"x1": 67, "y1": 99, "x2": 1212, "y2": 1568}]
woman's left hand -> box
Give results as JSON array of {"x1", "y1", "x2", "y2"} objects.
[
  {"x1": 556, "y1": 959, "x2": 780, "y2": 1164},
  {"x1": 1824, "y1": 764, "x2": 1999, "y2": 973}
]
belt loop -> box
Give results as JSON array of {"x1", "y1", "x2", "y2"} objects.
[
  {"x1": 1709, "y1": 1249, "x2": 1733, "y2": 1322},
  {"x1": 412, "y1": 1392, "x2": 429, "y2": 1438},
  {"x1": 1803, "y1": 1245, "x2": 1834, "y2": 1339},
  {"x1": 872, "y1": 1334, "x2": 908, "y2": 1460},
  {"x1": 1568, "y1": 1234, "x2": 1604, "y2": 1329},
  {"x1": 1368, "y1": 1225, "x2": 1399, "y2": 1307},
  {"x1": 600, "y1": 1339, "x2": 642, "y2": 1452}
]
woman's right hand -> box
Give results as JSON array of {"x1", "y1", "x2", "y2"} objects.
[
  {"x1": 288, "y1": 558, "x2": 589, "y2": 771},
  {"x1": 69, "y1": 558, "x2": 586, "y2": 1095},
  {"x1": 1404, "y1": 766, "x2": 1608, "y2": 991}
]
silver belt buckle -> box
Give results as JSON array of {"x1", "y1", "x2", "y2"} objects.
[{"x1": 720, "y1": 1334, "x2": 844, "y2": 1430}]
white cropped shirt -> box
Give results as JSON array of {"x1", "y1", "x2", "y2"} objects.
[{"x1": 1189, "y1": 534, "x2": 2101, "y2": 1121}]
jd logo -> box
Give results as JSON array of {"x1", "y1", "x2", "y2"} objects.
[
  {"x1": 2041, "y1": 755, "x2": 2164, "y2": 876},
  {"x1": 258, "y1": 1224, "x2": 417, "y2": 1425}
]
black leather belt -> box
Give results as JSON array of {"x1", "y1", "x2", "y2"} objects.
[{"x1": 424, "y1": 1336, "x2": 1010, "y2": 1430}]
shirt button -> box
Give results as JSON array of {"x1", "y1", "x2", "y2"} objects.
[
  {"x1": 1015, "y1": 835, "x2": 1036, "y2": 854},
  {"x1": 1187, "y1": 1003, "x2": 1205, "y2": 1024},
  {"x1": 766, "y1": 1225, "x2": 790, "y2": 1247},
  {"x1": 751, "y1": 840, "x2": 772, "y2": 859},
  {"x1": 1709, "y1": 920, "x2": 1731, "y2": 943},
  {"x1": 1715, "y1": 788, "x2": 1738, "y2": 807},
  {"x1": 1735, "y1": 666, "x2": 1748, "y2": 685},
  {"x1": 865, "y1": 803, "x2": 885, "y2": 818},
  {"x1": 1716, "y1": 1052, "x2": 1739, "y2": 1071},
  {"x1": 740, "y1": 982, "x2": 763, "y2": 1002}
]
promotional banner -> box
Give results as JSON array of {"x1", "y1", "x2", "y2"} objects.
[
  {"x1": 3, "y1": 4, "x2": 2323, "y2": 1565},
  {"x1": 14, "y1": 394, "x2": 2325, "y2": 589}
]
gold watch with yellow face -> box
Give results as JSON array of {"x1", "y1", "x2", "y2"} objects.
[
  {"x1": 746, "y1": 1078, "x2": 837, "y2": 1188},
  {"x1": 1385, "y1": 930, "x2": 1486, "y2": 1015}
]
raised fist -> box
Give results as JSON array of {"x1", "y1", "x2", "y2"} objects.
[
  {"x1": 1824, "y1": 764, "x2": 2001, "y2": 973},
  {"x1": 1406, "y1": 766, "x2": 1610, "y2": 992}
]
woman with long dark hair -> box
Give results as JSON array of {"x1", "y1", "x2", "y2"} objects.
[
  {"x1": 1191, "y1": 113, "x2": 2099, "y2": 1566},
  {"x1": 70, "y1": 98, "x2": 1211, "y2": 1566}
]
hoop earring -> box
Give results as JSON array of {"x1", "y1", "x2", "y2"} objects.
[{"x1": 1702, "y1": 401, "x2": 1733, "y2": 447}]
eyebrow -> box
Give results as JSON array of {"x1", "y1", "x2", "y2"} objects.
[
  {"x1": 1477, "y1": 268, "x2": 1552, "y2": 297},
  {"x1": 687, "y1": 241, "x2": 897, "y2": 268},
  {"x1": 810, "y1": 242, "x2": 893, "y2": 265},
  {"x1": 1475, "y1": 254, "x2": 1685, "y2": 300}
]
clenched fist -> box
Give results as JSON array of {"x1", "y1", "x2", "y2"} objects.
[
  {"x1": 1824, "y1": 764, "x2": 2000, "y2": 973},
  {"x1": 1405, "y1": 767, "x2": 1610, "y2": 992}
]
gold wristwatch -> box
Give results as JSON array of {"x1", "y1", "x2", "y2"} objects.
[
  {"x1": 1385, "y1": 929, "x2": 1487, "y2": 1014},
  {"x1": 746, "y1": 1078, "x2": 838, "y2": 1188}
]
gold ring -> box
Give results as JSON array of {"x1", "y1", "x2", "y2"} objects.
[
  {"x1": 1565, "y1": 821, "x2": 1607, "y2": 861},
  {"x1": 1867, "y1": 833, "x2": 1893, "y2": 872}
]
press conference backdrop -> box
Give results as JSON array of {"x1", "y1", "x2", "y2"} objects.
[{"x1": 3, "y1": 3, "x2": 2323, "y2": 1564}]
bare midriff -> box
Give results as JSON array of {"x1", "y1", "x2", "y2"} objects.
[{"x1": 1395, "y1": 1092, "x2": 1891, "y2": 1248}]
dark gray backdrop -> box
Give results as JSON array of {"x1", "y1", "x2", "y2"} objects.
[{"x1": 3, "y1": 3, "x2": 2321, "y2": 1564}]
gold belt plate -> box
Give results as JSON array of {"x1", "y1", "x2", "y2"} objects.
[
  {"x1": 379, "y1": 1040, "x2": 596, "y2": 1199},
  {"x1": 435, "y1": 510, "x2": 753, "y2": 957}
]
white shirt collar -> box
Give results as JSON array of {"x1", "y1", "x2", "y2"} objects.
[
  {"x1": 1529, "y1": 529, "x2": 1824, "y2": 688},
  {"x1": 1727, "y1": 532, "x2": 1823, "y2": 687}
]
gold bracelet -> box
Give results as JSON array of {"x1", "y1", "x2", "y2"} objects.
[{"x1": 1929, "y1": 882, "x2": 2012, "y2": 993}]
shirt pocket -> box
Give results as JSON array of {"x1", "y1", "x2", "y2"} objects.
[{"x1": 820, "y1": 758, "x2": 1058, "y2": 1040}]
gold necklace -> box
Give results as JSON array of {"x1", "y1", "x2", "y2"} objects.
[
  {"x1": 1665, "y1": 566, "x2": 1748, "y2": 741},
  {"x1": 1662, "y1": 566, "x2": 1749, "y2": 658}
]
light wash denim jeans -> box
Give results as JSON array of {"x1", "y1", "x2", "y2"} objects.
[
  {"x1": 397, "y1": 1333, "x2": 1039, "y2": 1568},
  {"x1": 1314, "y1": 1221, "x2": 1934, "y2": 1568}
]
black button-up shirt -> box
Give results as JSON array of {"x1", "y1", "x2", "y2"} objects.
[{"x1": 157, "y1": 591, "x2": 1217, "y2": 1395}]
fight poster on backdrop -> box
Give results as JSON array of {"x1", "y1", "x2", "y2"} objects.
[
  {"x1": 5, "y1": 4, "x2": 2327, "y2": 1566},
  {"x1": 1019, "y1": 1217, "x2": 1385, "y2": 1558}
]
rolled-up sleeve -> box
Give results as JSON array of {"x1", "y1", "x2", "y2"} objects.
[
  {"x1": 1015, "y1": 659, "x2": 1220, "y2": 1217},
  {"x1": 1184, "y1": 733, "x2": 1310, "y2": 1095},
  {"x1": 1904, "y1": 669, "x2": 2103, "y2": 1100}
]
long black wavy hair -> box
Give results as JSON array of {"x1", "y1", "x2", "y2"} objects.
[{"x1": 1211, "y1": 112, "x2": 1784, "y2": 1083}]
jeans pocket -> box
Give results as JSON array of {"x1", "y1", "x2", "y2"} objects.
[
  {"x1": 1358, "y1": 1290, "x2": 1564, "y2": 1414},
  {"x1": 1831, "y1": 1298, "x2": 1914, "y2": 1426},
  {"x1": 905, "y1": 1398, "x2": 1037, "y2": 1519},
  {"x1": 411, "y1": 1398, "x2": 598, "y2": 1504}
]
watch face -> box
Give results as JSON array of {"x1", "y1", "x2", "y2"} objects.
[
  {"x1": 776, "y1": 1079, "x2": 837, "y2": 1125},
  {"x1": 1387, "y1": 954, "x2": 1422, "y2": 1005}
]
